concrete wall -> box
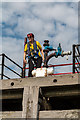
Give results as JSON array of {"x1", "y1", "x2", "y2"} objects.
[{"x1": 0, "y1": 74, "x2": 80, "y2": 119}]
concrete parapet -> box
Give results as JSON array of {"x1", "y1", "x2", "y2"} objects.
[{"x1": 0, "y1": 73, "x2": 80, "y2": 119}]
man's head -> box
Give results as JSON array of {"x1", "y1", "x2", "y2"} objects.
[{"x1": 27, "y1": 33, "x2": 34, "y2": 42}]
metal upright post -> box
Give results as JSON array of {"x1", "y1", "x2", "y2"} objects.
[
  {"x1": 22, "y1": 66, "x2": 25, "y2": 78},
  {"x1": 1, "y1": 53, "x2": 5, "y2": 79},
  {"x1": 21, "y1": 68, "x2": 23, "y2": 78},
  {"x1": 73, "y1": 45, "x2": 75, "y2": 73}
]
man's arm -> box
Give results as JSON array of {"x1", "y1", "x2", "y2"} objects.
[
  {"x1": 23, "y1": 52, "x2": 27, "y2": 64},
  {"x1": 37, "y1": 41, "x2": 44, "y2": 62},
  {"x1": 40, "y1": 48, "x2": 44, "y2": 62}
]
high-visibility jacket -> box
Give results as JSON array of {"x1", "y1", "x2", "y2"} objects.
[{"x1": 24, "y1": 40, "x2": 42, "y2": 58}]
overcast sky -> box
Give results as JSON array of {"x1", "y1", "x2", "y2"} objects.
[{"x1": 0, "y1": 1, "x2": 79, "y2": 79}]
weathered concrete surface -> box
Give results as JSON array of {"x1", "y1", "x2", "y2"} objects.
[
  {"x1": 39, "y1": 110, "x2": 80, "y2": 118},
  {"x1": 1, "y1": 111, "x2": 22, "y2": 118},
  {"x1": 0, "y1": 73, "x2": 80, "y2": 119},
  {"x1": 1, "y1": 110, "x2": 80, "y2": 119},
  {"x1": 0, "y1": 112, "x2": 2, "y2": 120},
  {"x1": 0, "y1": 74, "x2": 79, "y2": 90},
  {"x1": 22, "y1": 86, "x2": 39, "y2": 118}
]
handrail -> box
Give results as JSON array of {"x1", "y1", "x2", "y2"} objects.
[
  {"x1": 73, "y1": 44, "x2": 80, "y2": 73},
  {"x1": 0, "y1": 53, "x2": 23, "y2": 79},
  {"x1": 3, "y1": 74, "x2": 10, "y2": 79},
  {"x1": 4, "y1": 64, "x2": 22, "y2": 77},
  {"x1": 25, "y1": 62, "x2": 80, "y2": 77},
  {"x1": 47, "y1": 62, "x2": 80, "y2": 68},
  {"x1": 52, "y1": 72, "x2": 80, "y2": 76},
  {"x1": 4, "y1": 54, "x2": 22, "y2": 69},
  {"x1": 25, "y1": 62, "x2": 80, "y2": 69},
  {"x1": 24, "y1": 43, "x2": 80, "y2": 77}
]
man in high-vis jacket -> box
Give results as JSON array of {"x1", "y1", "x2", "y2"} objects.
[{"x1": 23, "y1": 33, "x2": 44, "y2": 77}]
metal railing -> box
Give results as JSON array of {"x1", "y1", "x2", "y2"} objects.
[
  {"x1": 25, "y1": 62, "x2": 80, "y2": 77},
  {"x1": 73, "y1": 44, "x2": 80, "y2": 73},
  {"x1": 0, "y1": 53, "x2": 23, "y2": 79},
  {"x1": 24, "y1": 44, "x2": 80, "y2": 77}
]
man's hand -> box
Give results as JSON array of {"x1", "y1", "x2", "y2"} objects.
[
  {"x1": 23, "y1": 59, "x2": 27, "y2": 64},
  {"x1": 42, "y1": 57, "x2": 44, "y2": 63}
]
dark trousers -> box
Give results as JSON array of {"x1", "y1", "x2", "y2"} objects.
[{"x1": 28, "y1": 57, "x2": 42, "y2": 77}]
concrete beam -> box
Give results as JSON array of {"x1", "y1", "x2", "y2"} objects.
[
  {"x1": 41, "y1": 84, "x2": 80, "y2": 97},
  {"x1": 39, "y1": 110, "x2": 80, "y2": 118},
  {"x1": 22, "y1": 86, "x2": 39, "y2": 119},
  {"x1": 0, "y1": 74, "x2": 79, "y2": 90},
  {"x1": 1, "y1": 111, "x2": 22, "y2": 118}
]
